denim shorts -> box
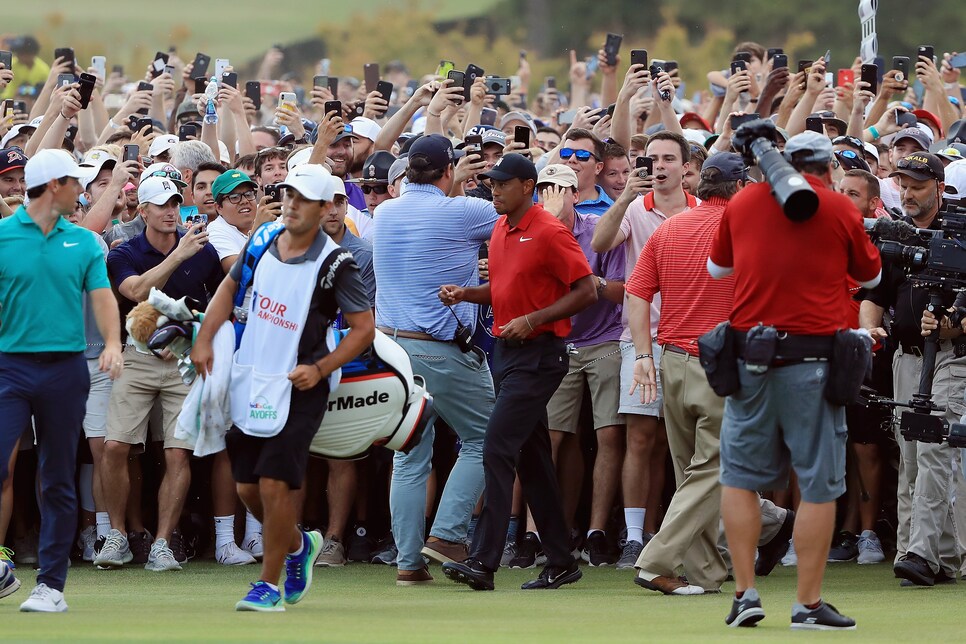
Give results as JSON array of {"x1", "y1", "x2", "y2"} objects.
[{"x1": 719, "y1": 360, "x2": 847, "y2": 504}]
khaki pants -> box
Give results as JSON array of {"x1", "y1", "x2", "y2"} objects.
[
  {"x1": 635, "y1": 347, "x2": 728, "y2": 589},
  {"x1": 893, "y1": 347, "x2": 966, "y2": 574}
]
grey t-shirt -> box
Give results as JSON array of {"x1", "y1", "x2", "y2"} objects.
[{"x1": 84, "y1": 233, "x2": 110, "y2": 359}]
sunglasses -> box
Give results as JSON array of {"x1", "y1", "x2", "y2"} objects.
[
  {"x1": 224, "y1": 189, "x2": 257, "y2": 204},
  {"x1": 360, "y1": 184, "x2": 389, "y2": 195},
  {"x1": 835, "y1": 149, "x2": 860, "y2": 160},
  {"x1": 832, "y1": 135, "x2": 864, "y2": 150},
  {"x1": 256, "y1": 145, "x2": 290, "y2": 159},
  {"x1": 559, "y1": 148, "x2": 596, "y2": 162},
  {"x1": 148, "y1": 169, "x2": 184, "y2": 183}
]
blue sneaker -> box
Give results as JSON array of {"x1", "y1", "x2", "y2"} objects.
[
  {"x1": 284, "y1": 530, "x2": 323, "y2": 605},
  {"x1": 0, "y1": 560, "x2": 21, "y2": 600},
  {"x1": 235, "y1": 581, "x2": 284, "y2": 612},
  {"x1": 0, "y1": 546, "x2": 14, "y2": 571}
]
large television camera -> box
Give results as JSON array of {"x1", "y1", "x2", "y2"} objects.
[
  {"x1": 732, "y1": 118, "x2": 818, "y2": 222},
  {"x1": 863, "y1": 200, "x2": 966, "y2": 447}
]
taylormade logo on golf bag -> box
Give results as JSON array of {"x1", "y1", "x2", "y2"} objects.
[{"x1": 327, "y1": 390, "x2": 390, "y2": 412}]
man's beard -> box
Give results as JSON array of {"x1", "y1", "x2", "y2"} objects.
[{"x1": 902, "y1": 194, "x2": 936, "y2": 220}]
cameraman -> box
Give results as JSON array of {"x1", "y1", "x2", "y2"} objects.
[
  {"x1": 860, "y1": 152, "x2": 965, "y2": 587},
  {"x1": 710, "y1": 131, "x2": 880, "y2": 630}
]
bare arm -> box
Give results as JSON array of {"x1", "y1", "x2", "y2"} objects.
[
  {"x1": 117, "y1": 226, "x2": 207, "y2": 303},
  {"x1": 373, "y1": 81, "x2": 436, "y2": 151},
  {"x1": 190, "y1": 272, "x2": 239, "y2": 380},
  {"x1": 90, "y1": 287, "x2": 124, "y2": 380},
  {"x1": 590, "y1": 171, "x2": 649, "y2": 252},
  {"x1": 626, "y1": 293, "x2": 657, "y2": 403},
  {"x1": 858, "y1": 299, "x2": 887, "y2": 343}
]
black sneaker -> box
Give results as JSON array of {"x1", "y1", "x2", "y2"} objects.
[
  {"x1": 755, "y1": 509, "x2": 794, "y2": 576},
  {"x1": 169, "y1": 529, "x2": 189, "y2": 564},
  {"x1": 127, "y1": 531, "x2": 153, "y2": 565},
  {"x1": 790, "y1": 601, "x2": 856, "y2": 630},
  {"x1": 508, "y1": 532, "x2": 542, "y2": 569},
  {"x1": 521, "y1": 559, "x2": 582, "y2": 590},
  {"x1": 726, "y1": 588, "x2": 765, "y2": 627},
  {"x1": 347, "y1": 524, "x2": 374, "y2": 563},
  {"x1": 582, "y1": 531, "x2": 616, "y2": 567},
  {"x1": 894, "y1": 552, "x2": 935, "y2": 587},
  {"x1": 441, "y1": 558, "x2": 495, "y2": 591},
  {"x1": 826, "y1": 531, "x2": 858, "y2": 562}
]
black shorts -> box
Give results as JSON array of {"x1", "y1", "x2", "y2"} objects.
[{"x1": 226, "y1": 381, "x2": 329, "y2": 489}]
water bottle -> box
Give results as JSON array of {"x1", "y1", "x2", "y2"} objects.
[{"x1": 203, "y1": 77, "x2": 219, "y2": 125}]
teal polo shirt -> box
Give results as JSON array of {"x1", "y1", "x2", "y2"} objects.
[{"x1": 0, "y1": 206, "x2": 110, "y2": 353}]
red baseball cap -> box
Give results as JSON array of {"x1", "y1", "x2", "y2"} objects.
[
  {"x1": 679, "y1": 112, "x2": 712, "y2": 131},
  {"x1": 913, "y1": 109, "x2": 943, "y2": 138}
]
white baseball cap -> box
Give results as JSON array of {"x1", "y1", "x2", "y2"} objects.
[
  {"x1": 944, "y1": 158, "x2": 966, "y2": 200},
  {"x1": 329, "y1": 175, "x2": 347, "y2": 198},
  {"x1": 862, "y1": 142, "x2": 880, "y2": 164},
  {"x1": 279, "y1": 164, "x2": 335, "y2": 202},
  {"x1": 138, "y1": 175, "x2": 184, "y2": 206},
  {"x1": 148, "y1": 134, "x2": 179, "y2": 158},
  {"x1": 287, "y1": 147, "x2": 312, "y2": 171},
  {"x1": 78, "y1": 148, "x2": 118, "y2": 189},
  {"x1": 0, "y1": 118, "x2": 42, "y2": 148},
  {"x1": 349, "y1": 117, "x2": 381, "y2": 143},
  {"x1": 24, "y1": 149, "x2": 86, "y2": 190}
]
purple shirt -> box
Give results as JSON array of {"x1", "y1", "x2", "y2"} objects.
[{"x1": 567, "y1": 213, "x2": 624, "y2": 346}]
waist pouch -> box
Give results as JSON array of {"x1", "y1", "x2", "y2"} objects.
[
  {"x1": 825, "y1": 329, "x2": 873, "y2": 406},
  {"x1": 698, "y1": 321, "x2": 739, "y2": 396}
]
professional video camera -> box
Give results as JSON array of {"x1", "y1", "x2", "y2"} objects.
[
  {"x1": 732, "y1": 118, "x2": 818, "y2": 222},
  {"x1": 862, "y1": 200, "x2": 966, "y2": 447}
]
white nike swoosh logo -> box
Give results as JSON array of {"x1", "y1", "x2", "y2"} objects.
[
  {"x1": 519, "y1": 237, "x2": 533, "y2": 242},
  {"x1": 64, "y1": 242, "x2": 79, "y2": 248}
]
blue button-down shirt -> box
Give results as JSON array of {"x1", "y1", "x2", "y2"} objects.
[{"x1": 373, "y1": 183, "x2": 497, "y2": 339}]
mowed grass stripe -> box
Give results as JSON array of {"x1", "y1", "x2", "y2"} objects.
[{"x1": 1, "y1": 562, "x2": 961, "y2": 642}]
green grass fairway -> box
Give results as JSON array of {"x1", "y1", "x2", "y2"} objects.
[{"x1": 1, "y1": 560, "x2": 959, "y2": 642}]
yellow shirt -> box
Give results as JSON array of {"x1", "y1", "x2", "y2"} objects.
[{"x1": 2, "y1": 56, "x2": 51, "y2": 99}]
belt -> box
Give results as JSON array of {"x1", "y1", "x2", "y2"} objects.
[
  {"x1": 899, "y1": 341, "x2": 952, "y2": 357},
  {"x1": 377, "y1": 326, "x2": 447, "y2": 342},
  {"x1": 733, "y1": 332, "x2": 833, "y2": 362},
  {"x1": 663, "y1": 344, "x2": 690, "y2": 356},
  {"x1": 3, "y1": 351, "x2": 83, "y2": 364},
  {"x1": 499, "y1": 332, "x2": 558, "y2": 349}
]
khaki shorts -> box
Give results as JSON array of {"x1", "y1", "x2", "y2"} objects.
[
  {"x1": 83, "y1": 358, "x2": 114, "y2": 439},
  {"x1": 106, "y1": 349, "x2": 193, "y2": 452},
  {"x1": 547, "y1": 341, "x2": 623, "y2": 432}
]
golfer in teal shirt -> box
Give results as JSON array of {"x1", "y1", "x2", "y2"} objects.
[{"x1": 0, "y1": 149, "x2": 123, "y2": 613}]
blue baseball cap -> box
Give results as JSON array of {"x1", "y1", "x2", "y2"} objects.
[{"x1": 408, "y1": 134, "x2": 454, "y2": 171}]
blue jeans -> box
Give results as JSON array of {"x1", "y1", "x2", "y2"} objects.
[
  {"x1": 389, "y1": 340, "x2": 493, "y2": 571},
  {"x1": 0, "y1": 353, "x2": 89, "y2": 592}
]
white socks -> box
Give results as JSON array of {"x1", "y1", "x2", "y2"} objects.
[
  {"x1": 214, "y1": 515, "x2": 235, "y2": 551},
  {"x1": 244, "y1": 511, "x2": 262, "y2": 543},
  {"x1": 95, "y1": 512, "x2": 111, "y2": 539},
  {"x1": 625, "y1": 508, "x2": 646, "y2": 545}
]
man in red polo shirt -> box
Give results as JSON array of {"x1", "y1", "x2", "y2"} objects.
[
  {"x1": 625, "y1": 153, "x2": 745, "y2": 596},
  {"x1": 708, "y1": 131, "x2": 881, "y2": 630},
  {"x1": 438, "y1": 154, "x2": 597, "y2": 591}
]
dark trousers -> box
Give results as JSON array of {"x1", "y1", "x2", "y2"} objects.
[
  {"x1": 470, "y1": 335, "x2": 572, "y2": 570},
  {"x1": 0, "y1": 353, "x2": 88, "y2": 592}
]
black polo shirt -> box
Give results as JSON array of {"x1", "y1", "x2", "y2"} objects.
[
  {"x1": 107, "y1": 230, "x2": 224, "y2": 320},
  {"x1": 862, "y1": 214, "x2": 949, "y2": 351}
]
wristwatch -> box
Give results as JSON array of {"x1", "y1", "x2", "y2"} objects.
[{"x1": 596, "y1": 276, "x2": 607, "y2": 294}]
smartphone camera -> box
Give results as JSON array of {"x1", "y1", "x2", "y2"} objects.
[{"x1": 486, "y1": 78, "x2": 511, "y2": 95}]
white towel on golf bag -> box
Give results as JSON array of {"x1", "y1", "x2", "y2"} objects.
[{"x1": 175, "y1": 321, "x2": 235, "y2": 456}]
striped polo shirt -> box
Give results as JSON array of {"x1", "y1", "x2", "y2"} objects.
[{"x1": 625, "y1": 196, "x2": 733, "y2": 356}]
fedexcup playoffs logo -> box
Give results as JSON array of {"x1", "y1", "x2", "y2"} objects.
[{"x1": 249, "y1": 396, "x2": 277, "y2": 420}]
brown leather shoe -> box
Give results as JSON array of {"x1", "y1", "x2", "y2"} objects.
[
  {"x1": 396, "y1": 566, "x2": 433, "y2": 586},
  {"x1": 420, "y1": 537, "x2": 468, "y2": 565},
  {"x1": 634, "y1": 573, "x2": 705, "y2": 595}
]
